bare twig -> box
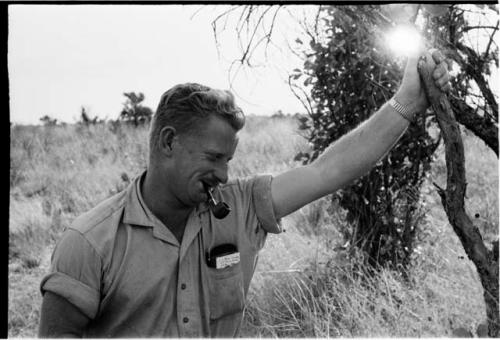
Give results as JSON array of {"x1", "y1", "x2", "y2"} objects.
[
  {"x1": 239, "y1": 6, "x2": 273, "y2": 66},
  {"x1": 313, "y1": 5, "x2": 322, "y2": 36},
  {"x1": 189, "y1": 5, "x2": 206, "y2": 20},
  {"x1": 462, "y1": 25, "x2": 500, "y2": 32},
  {"x1": 211, "y1": 6, "x2": 240, "y2": 59},
  {"x1": 288, "y1": 75, "x2": 313, "y2": 116},
  {"x1": 263, "y1": 6, "x2": 282, "y2": 59},
  {"x1": 483, "y1": 20, "x2": 499, "y2": 61}
]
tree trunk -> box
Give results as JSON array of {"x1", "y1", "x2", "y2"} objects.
[{"x1": 418, "y1": 55, "x2": 499, "y2": 337}]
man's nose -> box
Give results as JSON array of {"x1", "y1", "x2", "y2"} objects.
[{"x1": 214, "y1": 163, "x2": 228, "y2": 185}]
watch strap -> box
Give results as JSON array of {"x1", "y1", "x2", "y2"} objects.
[{"x1": 389, "y1": 98, "x2": 415, "y2": 123}]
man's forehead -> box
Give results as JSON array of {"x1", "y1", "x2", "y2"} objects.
[
  {"x1": 197, "y1": 134, "x2": 239, "y2": 152},
  {"x1": 203, "y1": 137, "x2": 239, "y2": 153},
  {"x1": 183, "y1": 119, "x2": 239, "y2": 153}
]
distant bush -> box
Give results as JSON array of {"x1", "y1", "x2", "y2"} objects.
[
  {"x1": 78, "y1": 107, "x2": 105, "y2": 126},
  {"x1": 119, "y1": 92, "x2": 153, "y2": 127},
  {"x1": 39, "y1": 115, "x2": 58, "y2": 126}
]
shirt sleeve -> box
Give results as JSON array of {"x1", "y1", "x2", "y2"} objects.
[
  {"x1": 40, "y1": 228, "x2": 102, "y2": 319},
  {"x1": 251, "y1": 175, "x2": 283, "y2": 234}
]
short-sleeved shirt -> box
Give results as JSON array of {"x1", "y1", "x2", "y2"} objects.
[{"x1": 40, "y1": 171, "x2": 282, "y2": 337}]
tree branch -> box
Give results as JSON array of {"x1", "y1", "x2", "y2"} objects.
[
  {"x1": 447, "y1": 44, "x2": 499, "y2": 121},
  {"x1": 461, "y1": 25, "x2": 499, "y2": 32},
  {"x1": 450, "y1": 97, "x2": 498, "y2": 157},
  {"x1": 483, "y1": 20, "x2": 499, "y2": 63},
  {"x1": 418, "y1": 54, "x2": 499, "y2": 337}
]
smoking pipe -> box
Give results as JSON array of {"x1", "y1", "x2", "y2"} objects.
[{"x1": 205, "y1": 186, "x2": 231, "y2": 219}]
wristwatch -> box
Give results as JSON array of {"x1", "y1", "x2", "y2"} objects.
[{"x1": 388, "y1": 98, "x2": 415, "y2": 123}]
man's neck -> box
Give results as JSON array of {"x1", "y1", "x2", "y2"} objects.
[{"x1": 141, "y1": 169, "x2": 193, "y2": 243}]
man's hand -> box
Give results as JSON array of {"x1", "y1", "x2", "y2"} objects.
[{"x1": 394, "y1": 49, "x2": 451, "y2": 114}]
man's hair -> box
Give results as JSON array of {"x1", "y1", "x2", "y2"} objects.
[{"x1": 149, "y1": 83, "x2": 245, "y2": 157}]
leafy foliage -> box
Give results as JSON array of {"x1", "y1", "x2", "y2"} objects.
[{"x1": 294, "y1": 6, "x2": 439, "y2": 269}]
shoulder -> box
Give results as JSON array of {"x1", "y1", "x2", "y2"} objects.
[
  {"x1": 220, "y1": 174, "x2": 273, "y2": 200},
  {"x1": 217, "y1": 174, "x2": 281, "y2": 234},
  {"x1": 217, "y1": 175, "x2": 274, "y2": 213},
  {"x1": 67, "y1": 189, "x2": 128, "y2": 257}
]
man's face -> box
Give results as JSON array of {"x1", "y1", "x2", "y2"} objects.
[{"x1": 169, "y1": 115, "x2": 239, "y2": 208}]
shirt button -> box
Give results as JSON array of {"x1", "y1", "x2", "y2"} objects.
[
  {"x1": 183, "y1": 317, "x2": 189, "y2": 323},
  {"x1": 181, "y1": 283, "x2": 186, "y2": 290}
]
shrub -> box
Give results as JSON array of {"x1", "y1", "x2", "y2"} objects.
[
  {"x1": 293, "y1": 6, "x2": 439, "y2": 269},
  {"x1": 119, "y1": 92, "x2": 153, "y2": 126}
]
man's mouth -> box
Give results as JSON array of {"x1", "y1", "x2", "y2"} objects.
[
  {"x1": 201, "y1": 181, "x2": 231, "y2": 219},
  {"x1": 201, "y1": 181, "x2": 215, "y2": 195}
]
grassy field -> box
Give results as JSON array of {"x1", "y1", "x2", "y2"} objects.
[{"x1": 9, "y1": 115, "x2": 498, "y2": 337}]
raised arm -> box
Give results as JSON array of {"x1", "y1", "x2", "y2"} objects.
[{"x1": 271, "y1": 50, "x2": 450, "y2": 219}]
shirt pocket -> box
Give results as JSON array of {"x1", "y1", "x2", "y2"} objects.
[{"x1": 207, "y1": 263, "x2": 245, "y2": 320}]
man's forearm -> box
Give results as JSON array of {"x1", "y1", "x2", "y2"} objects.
[
  {"x1": 271, "y1": 50, "x2": 450, "y2": 219},
  {"x1": 311, "y1": 99, "x2": 411, "y2": 193}
]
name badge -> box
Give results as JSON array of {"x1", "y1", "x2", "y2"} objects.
[
  {"x1": 215, "y1": 252, "x2": 240, "y2": 269},
  {"x1": 206, "y1": 243, "x2": 239, "y2": 269}
]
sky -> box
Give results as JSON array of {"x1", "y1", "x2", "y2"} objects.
[
  {"x1": 8, "y1": 5, "x2": 499, "y2": 125},
  {"x1": 8, "y1": 5, "x2": 309, "y2": 125}
]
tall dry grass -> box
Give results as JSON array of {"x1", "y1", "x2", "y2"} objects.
[
  {"x1": 9, "y1": 116, "x2": 498, "y2": 337},
  {"x1": 240, "y1": 125, "x2": 498, "y2": 337}
]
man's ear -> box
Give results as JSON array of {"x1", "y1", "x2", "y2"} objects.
[{"x1": 158, "y1": 126, "x2": 177, "y2": 156}]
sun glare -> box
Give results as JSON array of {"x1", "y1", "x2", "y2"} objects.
[{"x1": 386, "y1": 25, "x2": 422, "y2": 57}]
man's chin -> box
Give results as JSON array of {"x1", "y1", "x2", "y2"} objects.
[{"x1": 187, "y1": 192, "x2": 208, "y2": 206}]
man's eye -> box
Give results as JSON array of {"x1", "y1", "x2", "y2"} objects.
[{"x1": 206, "y1": 154, "x2": 231, "y2": 164}]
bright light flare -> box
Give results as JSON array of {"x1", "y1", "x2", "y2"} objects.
[{"x1": 386, "y1": 25, "x2": 423, "y2": 57}]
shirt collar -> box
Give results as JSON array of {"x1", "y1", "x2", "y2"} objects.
[
  {"x1": 122, "y1": 171, "x2": 155, "y2": 228},
  {"x1": 122, "y1": 170, "x2": 210, "y2": 228}
]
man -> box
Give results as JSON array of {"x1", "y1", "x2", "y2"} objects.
[{"x1": 39, "y1": 50, "x2": 451, "y2": 337}]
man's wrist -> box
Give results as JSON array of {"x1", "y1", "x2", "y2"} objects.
[{"x1": 389, "y1": 95, "x2": 417, "y2": 123}]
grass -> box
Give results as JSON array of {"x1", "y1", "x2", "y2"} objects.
[{"x1": 9, "y1": 116, "x2": 498, "y2": 337}]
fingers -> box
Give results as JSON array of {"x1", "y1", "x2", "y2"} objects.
[
  {"x1": 445, "y1": 58, "x2": 453, "y2": 71},
  {"x1": 436, "y1": 79, "x2": 451, "y2": 93},
  {"x1": 432, "y1": 63, "x2": 447, "y2": 80},
  {"x1": 430, "y1": 50, "x2": 452, "y2": 93},
  {"x1": 430, "y1": 48, "x2": 445, "y2": 64}
]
